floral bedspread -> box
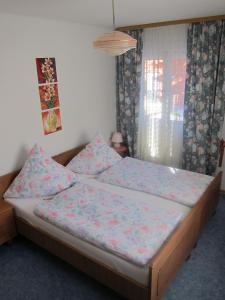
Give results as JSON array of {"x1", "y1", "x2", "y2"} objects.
[
  {"x1": 34, "y1": 183, "x2": 183, "y2": 266},
  {"x1": 97, "y1": 157, "x2": 214, "y2": 207}
]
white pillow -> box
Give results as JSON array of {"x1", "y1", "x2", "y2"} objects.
[
  {"x1": 67, "y1": 134, "x2": 121, "y2": 175},
  {"x1": 4, "y1": 144, "x2": 78, "y2": 199}
]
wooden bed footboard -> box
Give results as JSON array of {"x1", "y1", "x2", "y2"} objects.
[
  {"x1": 149, "y1": 171, "x2": 222, "y2": 300},
  {"x1": 15, "y1": 216, "x2": 150, "y2": 300},
  {"x1": 198, "y1": 171, "x2": 222, "y2": 233},
  {"x1": 150, "y1": 210, "x2": 197, "y2": 299}
]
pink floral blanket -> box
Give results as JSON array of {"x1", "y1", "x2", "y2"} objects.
[
  {"x1": 34, "y1": 183, "x2": 183, "y2": 266},
  {"x1": 97, "y1": 157, "x2": 214, "y2": 207}
]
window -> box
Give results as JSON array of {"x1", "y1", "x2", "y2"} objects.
[
  {"x1": 170, "y1": 59, "x2": 186, "y2": 121},
  {"x1": 138, "y1": 25, "x2": 187, "y2": 168},
  {"x1": 144, "y1": 59, "x2": 163, "y2": 119}
]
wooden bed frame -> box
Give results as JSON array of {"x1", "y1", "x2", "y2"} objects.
[{"x1": 0, "y1": 145, "x2": 222, "y2": 300}]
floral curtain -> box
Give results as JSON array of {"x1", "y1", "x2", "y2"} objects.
[
  {"x1": 116, "y1": 30, "x2": 143, "y2": 157},
  {"x1": 183, "y1": 20, "x2": 225, "y2": 175}
]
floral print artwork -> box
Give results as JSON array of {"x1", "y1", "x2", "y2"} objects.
[
  {"x1": 97, "y1": 157, "x2": 213, "y2": 207},
  {"x1": 4, "y1": 144, "x2": 77, "y2": 199},
  {"x1": 39, "y1": 84, "x2": 60, "y2": 110},
  {"x1": 183, "y1": 21, "x2": 225, "y2": 175},
  {"x1": 116, "y1": 30, "x2": 143, "y2": 157},
  {"x1": 67, "y1": 134, "x2": 121, "y2": 175},
  {"x1": 34, "y1": 182, "x2": 183, "y2": 266},
  {"x1": 36, "y1": 57, "x2": 63, "y2": 135},
  {"x1": 36, "y1": 58, "x2": 57, "y2": 84},
  {"x1": 42, "y1": 108, "x2": 62, "y2": 135}
]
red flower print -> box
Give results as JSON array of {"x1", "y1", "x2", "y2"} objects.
[
  {"x1": 94, "y1": 220, "x2": 101, "y2": 227},
  {"x1": 140, "y1": 225, "x2": 150, "y2": 233},
  {"x1": 65, "y1": 204, "x2": 75, "y2": 209},
  {"x1": 159, "y1": 224, "x2": 168, "y2": 231},
  {"x1": 66, "y1": 213, "x2": 76, "y2": 219},
  {"x1": 29, "y1": 148, "x2": 36, "y2": 155},
  {"x1": 109, "y1": 219, "x2": 119, "y2": 226},
  {"x1": 43, "y1": 175, "x2": 51, "y2": 181},
  {"x1": 87, "y1": 152, "x2": 94, "y2": 159},
  {"x1": 67, "y1": 174, "x2": 73, "y2": 181},
  {"x1": 110, "y1": 239, "x2": 118, "y2": 248},
  {"x1": 143, "y1": 206, "x2": 151, "y2": 212},
  {"x1": 57, "y1": 184, "x2": 64, "y2": 190},
  {"x1": 96, "y1": 163, "x2": 103, "y2": 168},
  {"x1": 124, "y1": 228, "x2": 132, "y2": 235},
  {"x1": 28, "y1": 181, "x2": 36, "y2": 190},
  {"x1": 44, "y1": 159, "x2": 51, "y2": 166},
  {"x1": 78, "y1": 199, "x2": 87, "y2": 206},
  {"x1": 63, "y1": 194, "x2": 68, "y2": 200},
  {"x1": 51, "y1": 211, "x2": 58, "y2": 218},
  {"x1": 87, "y1": 187, "x2": 95, "y2": 194},
  {"x1": 138, "y1": 248, "x2": 148, "y2": 254},
  {"x1": 16, "y1": 185, "x2": 22, "y2": 193},
  {"x1": 168, "y1": 193, "x2": 176, "y2": 199}
]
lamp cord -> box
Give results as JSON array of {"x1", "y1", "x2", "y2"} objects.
[{"x1": 112, "y1": 0, "x2": 116, "y2": 29}]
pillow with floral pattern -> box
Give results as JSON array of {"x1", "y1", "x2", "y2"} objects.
[
  {"x1": 4, "y1": 144, "x2": 78, "y2": 199},
  {"x1": 67, "y1": 134, "x2": 121, "y2": 175}
]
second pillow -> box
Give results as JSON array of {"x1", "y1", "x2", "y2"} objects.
[{"x1": 67, "y1": 134, "x2": 121, "y2": 175}]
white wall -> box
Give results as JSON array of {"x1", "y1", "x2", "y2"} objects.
[{"x1": 0, "y1": 13, "x2": 116, "y2": 175}]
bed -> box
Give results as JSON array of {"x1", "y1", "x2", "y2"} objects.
[{"x1": 0, "y1": 145, "x2": 222, "y2": 300}]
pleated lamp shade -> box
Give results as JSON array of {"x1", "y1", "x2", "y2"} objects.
[{"x1": 93, "y1": 31, "x2": 137, "y2": 56}]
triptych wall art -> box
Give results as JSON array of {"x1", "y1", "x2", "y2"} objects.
[{"x1": 36, "y1": 57, "x2": 62, "y2": 135}]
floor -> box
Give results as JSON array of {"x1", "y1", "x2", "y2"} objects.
[{"x1": 0, "y1": 196, "x2": 225, "y2": 300}]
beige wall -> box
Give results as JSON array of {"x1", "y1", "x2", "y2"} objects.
[{"x1": 0, "y1": 13, "x2": 116, "y2": 175}]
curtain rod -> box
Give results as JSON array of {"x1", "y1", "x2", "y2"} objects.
[{"x1": 116, "y1": 14, "x2": 225, "y2": 31}]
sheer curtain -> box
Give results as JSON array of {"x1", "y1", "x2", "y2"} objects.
[{"x1": 138, "y1": 25, "x2": 187, "y2": 168}]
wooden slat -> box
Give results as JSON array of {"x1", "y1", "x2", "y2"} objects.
[{"x1": 117, "y1": 14, "x2": 225, "y2": 32}]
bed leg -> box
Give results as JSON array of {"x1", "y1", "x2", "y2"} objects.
[
  {"x1": 185, "y1": 254, "x2": 191, "y2": 262},
  {"x1": 212, "y1": 210, "x2": 217, "y2": 216},
  {"x1": 5, "y1": 239, "x2": 13, "y2": 246}
]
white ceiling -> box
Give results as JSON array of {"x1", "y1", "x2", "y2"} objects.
[{"x1": 0, "y1": 0, "x2": 225, "y2": 28}]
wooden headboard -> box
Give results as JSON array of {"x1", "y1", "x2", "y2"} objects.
[{"x1": 0, "y1": 144, "x2": 85, "y2": 199}]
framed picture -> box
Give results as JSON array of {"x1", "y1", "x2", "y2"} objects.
[
  {"x1": 36, "y1": 57, "x2": 58, "y2": 84},
  {"x1": 41, "y1": 108, "x2": 62, "y2": 135},
  {"x1": 38, "y1": 84, "x2": 60, "y2": 111}
]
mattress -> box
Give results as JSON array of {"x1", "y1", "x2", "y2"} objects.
[{"x1": 5, "y1": 177, "x2": 190, "y2": 286}]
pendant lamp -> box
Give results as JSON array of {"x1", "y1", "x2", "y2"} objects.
[{"x1": 93, "y1": 0, "x2": 137, "y2": 56}]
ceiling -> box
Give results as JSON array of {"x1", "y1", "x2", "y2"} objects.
[{"x1": 0, "y1": 0, "x2": 225, "y2": 28}]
